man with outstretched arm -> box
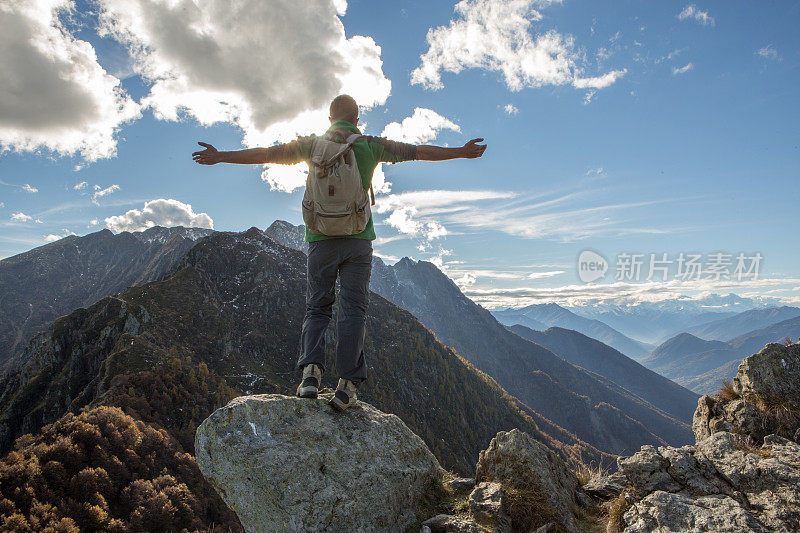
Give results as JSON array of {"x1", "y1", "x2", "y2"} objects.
[{"x1": 193, "y1": 94, "x2": 486, "y2": 411}]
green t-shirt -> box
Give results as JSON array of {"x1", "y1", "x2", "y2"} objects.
[{"x1": 275, "y1": 120, "x2": 417, "y2": 242}]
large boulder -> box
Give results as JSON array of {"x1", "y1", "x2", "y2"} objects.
[
  {"x1": 195, "y1": 394, "x2": 443, "y2": 533},
  {"x1": 475, "y1": 429, "x2": 579, "y2": 533}
]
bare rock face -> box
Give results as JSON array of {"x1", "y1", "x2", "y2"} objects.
[
  {"x1": 468, "y1": 481, "x2": 506, "y2": 524},
  {"x1": 475, "y1": 429, "x2": 579, "y2": 533},
  {"x1": 733, "y1": 342, "x2": 800, "y2": 404},
  {"x1": 195, "y1": 394, "x2": 443, "y2": 533},
  {"x1": 422, "y1": 514, "x2": 488, "y2": 533},
  {"x1": 581, "y1": 471, "x2": 626, "y2": 501}
]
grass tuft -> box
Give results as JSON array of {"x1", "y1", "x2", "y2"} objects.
[
  {"x1": 603, "y1": 493, "x2": 631, "y2": 533},
  {"x1": 716, "y1": 380, "x2": 740, "y2": 402},
  {"x1": 575, "y1": 462, "x2": 607, "y2": 486}
]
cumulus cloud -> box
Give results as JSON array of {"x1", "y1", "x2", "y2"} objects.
[
  {"x1": 677, "y1": 5, "x2": 714, "y2": 26},
  {"x1": 44, "y1": 229, "x2": 76, "y2": 242},
  {"x1": 97, "y1": 0, "x2": 390, "y2": 149},
  {"x1": 411, "y1": 0, "x2": 625, "y2": 93},
  {"x1": 503, "y1": 104, "x2": 519, "y2": 115},
  {"x1": 73, "y1": 181, "x2": 88, "y2": 190},
  {"x1": 672, "y1": 62, "x2": 694, "y2": 75},
  {"x1": 10, "y1": 212, "x2": 33, "y2": 222},
  {"x1": 0, "y1": 0, "x2": 140, "y2": 161},
  {"x1": 21, "y1": 183, "x2": 38, "y2": 193},
  {"x1": 91, "y1": 184, "x2": 120, "y2": 204},
  {"x1": 380, "y1": 108, "x2": 461, "y2": 144},
  {"x1": 104, "y1": 198, "x2": 213, "y2": 232},
  {"x1": 260, "y1": 164, "x2": 309, "y2": 194}
]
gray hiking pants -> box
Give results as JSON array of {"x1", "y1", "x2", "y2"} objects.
[{"x1": 296, "y1": 238, "x2": 372, "y2": 385}]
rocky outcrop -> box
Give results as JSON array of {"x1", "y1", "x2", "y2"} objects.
[
  {"x1": 734, "y1": 342, "x2": 800, "y2": 405},
  {"x1": 195, "y1": 394, "x2": 443, "y2": 533},
  {"x1": 620, "y1": 431, "x2": 800, "y2": 532},
  {"x1": 586, "y1": 342, "x2": 800, "y2": 532},
  {"x1": 693, "y1": 342, "x2": 800, "y2": 444},
  {"x1": 475, "y1": 429, "x2": 579, "y2": 533}
]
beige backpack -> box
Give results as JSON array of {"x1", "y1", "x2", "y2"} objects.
[{"x1": 302, "y1": 128, "x2": 374, "y2": 236}]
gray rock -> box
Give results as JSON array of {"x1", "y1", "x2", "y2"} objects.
[
  {"x1": 448, "y1": 477, "x2": 476, "y2": 492},
  {"x1": 623, "y1": 491, "x2": 768, "y2": 532},
  {"x1": 581, "y1": 471, "x2": 627, "y2": 501},
  {"x1": 422, "y1": 514, "x2": 488, "y2": 533},
  {"x1": 532, "y1": 522, "x2": 556, "y2": 532},
  {"x1": 618, "y1": 431, "x2": 800, "y2": 532},
  {"x1": 468, "y1": 481, "x2": 505, "y2": 523},
  {"x1": 476, "y1": 428, "x2": 579, "y2": 533},
  {"x1": 195, "y1": 394, "x2": 443, "y2": 533},
  {"x1": 733, "y1": 343, "x2": 800, "y2": 406},
  {"x1": 617, "y1": 445, "x2": 682, "y2": 498}
]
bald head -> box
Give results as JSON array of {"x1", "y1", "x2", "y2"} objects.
[{"x1": 329, "y1": 94, "x2": 359, "y2": 125}]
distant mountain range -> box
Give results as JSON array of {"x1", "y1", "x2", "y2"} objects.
[
  {"x1": 563, "y1": 294, "x2": 786, "y2": 345},
  {"x1": 507, "y1": 325, "x2": 698, "y2": 422},
  {"x1": 492, "y1": 304, "x2": 654, "y2": 360},
  {"x1": 643, "y1": 315, "x2": 800, "y2": 394},
  {"x1": 681, "y1": 306, "x2": 800, "y2": 341},
  {"x1": 0, "y1": 226, "x2": 213, "y2": 364}
]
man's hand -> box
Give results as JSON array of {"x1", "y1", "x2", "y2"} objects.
[
  {"x1": 461, "y1": 138, "x2": 486, "y2": 159},
  {"x1": 416, "y1": 138, "x2": 488, "y2": 161},
  {"x1": 192, "y1": 142, "x2": 222, "y2": 165}
]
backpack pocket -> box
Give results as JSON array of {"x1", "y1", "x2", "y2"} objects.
[{"x1": 304, "y1": 200, "x2": 362, "y2": 236}]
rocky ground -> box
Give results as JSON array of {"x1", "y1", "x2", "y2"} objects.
[{"x1": 195, "y1": 342, "x2": 800, "y2": 532}]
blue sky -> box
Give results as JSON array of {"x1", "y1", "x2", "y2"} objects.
[{"x1": 1, "y1": 0, "x2": 798, "y2": 308}]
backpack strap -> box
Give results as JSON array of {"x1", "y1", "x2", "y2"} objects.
[{"x1": 319, "y1": 132, "x2": 363, "y2": 169}]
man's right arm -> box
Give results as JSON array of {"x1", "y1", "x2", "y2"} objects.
[
  {"x1": 416, "y1": 138, "x2": 486, "y2": 161},
  {"x1": 192, "y1": 138, "x2": 312, "y2": 165}
]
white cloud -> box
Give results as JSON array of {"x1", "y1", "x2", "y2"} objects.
[
  {"x1": 466, "y1": 277, "x2": 800, "y2": 309},
  {"x1": 73, "y1": 181, "x2": 88, "y2": 190},
  {"x1": 21, "y1": 183, "x2": 38, "y2": 193},
  {"x1": 381, "y1": 108, "x2": 461, "y2": 144},
  {"x1": 411, "y1": 0, "x2": 625, "y2": 94},
  {"x1": 503, "y1": 104, "x2": 519, "y2": 115},
  {"x1": 104, "y1": 198, "x2": 213, "y2": 232},
  {"x1": 97, "y1": 0, "x2": 390, "y2": 149},
  {"x1": 43, "y1": 229, "x2": 76, "y2": 242},
  {"x1": 91, "y1": 184, "x2": 120, "y2": 204},
  {"x1": 672, "y1": 62, "x2": 694, "y2": 75},
  {"x1": 0, "y1": 0, "x2": 140, "y2": 161},
  {"x1": 260, "y1": 164, "x2": 308, "y2": 194},
  {"x1": 375, "y1": 189, "x2": 514, "y2": 244},
  {"x1": 677, "y1": 5, "x2": 714, "y2": 26},
  {"x1": 756, "y1": 45, "x2": 779, "y2": 61},
  {"x1": 585, "y1": 167, "x2": 605, "y2": 177},
  {"x1": 11, "y1": 212, "x2": 33, "y2": 222},
  {"x1": 572, "y1": 69, "x2": 627, "y2": 89}
]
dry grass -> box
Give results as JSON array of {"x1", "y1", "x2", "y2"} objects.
[
  {"x1": 750, "y1": 393, "x2": 800, "y2": 440},
  {"x1": 575, "y1": 462, "x2": 608, "y2": 486},
  {"x1": 603, "y1": 493, "x2": 631, "y2": 533},
  {"x1": 716, "y1": 380, "x2": 740, "y2": 402}
]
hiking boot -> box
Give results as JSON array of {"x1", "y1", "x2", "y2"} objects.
[
  {"x1": 296, "y1": 363, "x2": 323, "y2": 398},
  {"x1": 328, "y1": 378, "x2": 358, "y2": 411}
]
